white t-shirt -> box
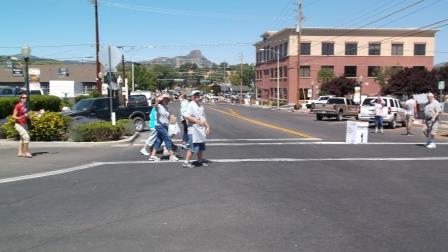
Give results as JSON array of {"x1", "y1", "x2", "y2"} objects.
[
  {"x1": 405, "y1": 99, "x2": 417, "y2": 116},
  {"x1": 156, "y1": 104, "x2": 170, "y2": 126},
  {"x1": 186, "y1": 101, "x2": 206, "y2": 134}
]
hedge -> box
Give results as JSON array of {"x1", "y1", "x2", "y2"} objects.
[
  {"x1": 1, "y1": 112, "x2": 72, "y2": 141},
  {"x1": 0, "y1": 95, "x2": 62, "y2": 119},
  {"x1": 69, "y1": 121, "x2": 124, "y2": 142}
]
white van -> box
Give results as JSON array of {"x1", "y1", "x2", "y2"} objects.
[{"x1": 358, "y1": 96, "x2": 406, "y2": 128}]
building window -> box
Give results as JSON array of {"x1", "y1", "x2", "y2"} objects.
[
  {"x1": 391, "y1": 43, "x2": 403, "y2": 56},
  {"x1": 300, "y1": 66, "x2": 311, "y2": 78},
  {"x1": 368, "y1": 66, "x2": 380, "y2": 77},
  {"x1": 284, "y1": 66, "x2": 288, "y2": 77},
  {"x1": 279, "y1": 44, "x2": 283, "y2": 58},
  {"x1": 321, "y1": 65, "x2": 334, "y2": 72},
  {"x1": 322, "y1": 42, "x2": 334, "y2": 55},
  {"x1": 263, "y1": 69, "x2": 269, "y2": 76},
  {"x1": 413, "y1": 66, "x2": 425, "y2": 70},
  {"x1": 345, "y1": 43, "x2": 357, "y2": 55},
  {"x1": 301, "y1": 43, "x2": 311, "y2": 55},
  {"x1": 368, "y1": 43, "x2": 381, "y2": 55},
  {"x1": 414, "y1": 44, "x2": 426, "y2": 56},
  {"x1": 279, "y1": 67, "x2": 283, "y2": 78},
  {"x1": 283, "y1": 42, "x2": 288, "y2": 57},
  {"x1": 344, "y1": 66, "x2": 357, "y2": 77}
]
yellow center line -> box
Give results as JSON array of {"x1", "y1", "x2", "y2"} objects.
[{"x1": 208, "y1": 107, "x2": 315, "y2": 139}]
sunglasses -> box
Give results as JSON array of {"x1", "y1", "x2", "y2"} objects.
[{"x1": 21, "y1": 97, "x2": 28, "y2": 99}]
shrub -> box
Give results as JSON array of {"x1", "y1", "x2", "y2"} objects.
[
  {"x1": 0, "y1": 96, "x2": 62, "y2": 119},
  {"x1": 0, "y1": 112, "x2": 71, "y2": 141},
  {"x1": 116, "y1": 119, "x2": 135, "y2": 136},
  {"x1": 69, "y1": 121, "x2": 123, "y2": 142},
  {"x1": 0, "y1": 97, "x2": 18, "y2": 119},
  {"x1": 29, "y1": 95, "x2": 61, "y2": 112}
]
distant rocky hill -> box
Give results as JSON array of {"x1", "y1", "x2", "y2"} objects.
[{"x1": 147, "y1": 50, "x2": 213, "y2": 68}]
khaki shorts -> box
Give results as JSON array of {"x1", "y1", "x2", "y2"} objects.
[
  {"x1": 406, "y1": 115, "x2": 414, "y2": 124},
  {"x1": 422, "y1": 119, "x2": 439, "y2": 136},
  {"x1": 15, "y1": 123, "x2": 30, "y2": 144}
]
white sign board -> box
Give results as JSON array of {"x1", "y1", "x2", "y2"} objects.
[
  {"x1": 438, "y1": 81, "x2": 445, "y2": 90},
  {"x1": 99, "y1": 45, "x2": 122, "y2": 71},
  {"x1": 346, "y1": 121, "x2": 369, "y2": 144}
]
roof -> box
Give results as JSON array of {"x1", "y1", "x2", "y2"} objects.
[
  {"x1": 255, "y1": 27, "x2": 438, "y2": 45},
  {"x1": 0, "y1": 63, "x2": 103, "y2": 83}
]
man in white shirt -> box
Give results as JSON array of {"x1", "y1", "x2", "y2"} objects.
[
  {"x1": 403, "y1": 95, "x2": 417, "y2": 136},
  {"x1": 422, "y1": 92, "x2": 442, "y2": 148},
  {"x1": 183, "y1": 90, "x2": 210, "y2": 168}
]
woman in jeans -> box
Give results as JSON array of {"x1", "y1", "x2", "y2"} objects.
[
  {"x1": 371, "y1": 96, "x2": 385, "y2": 134},
  {"x1": 13, "y1": 94, "x2": 32, "y2": 158},
  {"x1": 148, "y1": 94, "x2": 179, "y2": 161}
]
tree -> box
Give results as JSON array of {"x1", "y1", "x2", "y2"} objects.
[
  {"x1": 381, "y1": 67, "x2": 437, "y2": 96},
  {"x1": 320, "y1": 76, "x2": 356, "y2": 97},
  {"x1": 375, "y1": 66, "x2": 402, "y2": 89},
  {"x1": 317, "y1": 68, "x2": 335, "y2": 84},
  {"x1": 134, "y1": 65, "x2": 157, "y2": 90},
  {"x1": 228, "y1": 64, "x2": 255, "y2": 86}
]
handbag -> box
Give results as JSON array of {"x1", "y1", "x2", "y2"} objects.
[{"x1": 191, "y1": 124, "x2": 206, "y2": 143}]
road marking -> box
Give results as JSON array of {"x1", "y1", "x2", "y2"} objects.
[
  {"x1": 2, "y1": 156, "x2": 448, "y2": 184},
  {"x1": 139, "y1": 138, "x2": 320, "y2": 142},
  {"x1": 207, "y1": 107, "x2": 315, "y2": 139},
  {"x1": 0, "y1": 162, "x2": 103, "y2": 184}
]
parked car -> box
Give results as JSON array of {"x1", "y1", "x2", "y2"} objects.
[
  {"x1": 306, "y1": 95, "x2": 334, "y2": 109},
  {"x1": 128, "y1": 94, "x2": 149, "y2": 107},
  {"x1": 62, "y1": 97, "x2": 151, "y2": 132},
  {"x1": 358, "y1": 96, "x2": 406, "y2": 128},
  {"x1": 314, "y1": 97, "x2": 359, "y2": 121}
]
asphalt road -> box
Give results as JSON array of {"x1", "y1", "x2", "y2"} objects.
[{"x1": 1, "y1": 102, "x2": 448, "y2": 252}]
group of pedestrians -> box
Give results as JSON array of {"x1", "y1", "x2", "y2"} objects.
[
  {"x1": 369, "y1": 92, "x2": 442, "y2": 148},
  {"x1": 139, "y1": 90, "x2": 211, "y2": 167}
]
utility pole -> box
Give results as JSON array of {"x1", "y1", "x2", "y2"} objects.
[
  {"x1": 296, "y1": 0, "x2": 303, "y2": 107},
  {"x1": 93, "y1": 0, "x2": 101, "y2": 93},
  {"x1": 240, "y1": 54, "x2": 243, "y2": 104}
]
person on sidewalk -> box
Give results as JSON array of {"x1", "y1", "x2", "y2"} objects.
[
  {"x1": 12, "y1": 94, "x2": 32, "y2": 158},
  {"x1": 140, "y1": 99, "x2": 157, "y2": 156},
  {"x1": 149, "y1": 94, "x2": 179, "y2": 161},
  {"x1": 403, "y1": 95, "x2": 418, "y2": 135},
  {"x1": 371, "y1": 96, "x2": 385, "y2": 134},
  {"x1": 422, "y1": 92, "x2": 442, "y2": 148},
  {"x1": 178, "y1": 94, "x2": 190, "y2": 149},
  {"x1": 183, "y1": 90, "x2": 210, "y2": 168}
]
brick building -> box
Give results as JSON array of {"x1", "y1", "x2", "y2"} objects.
[{"x1": 254, "y1": 27, "x2": 437, "y2": 105}]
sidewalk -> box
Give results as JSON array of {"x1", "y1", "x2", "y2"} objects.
[{"x1": 0, "y1": 132, "x2": 139, "y2": 148}]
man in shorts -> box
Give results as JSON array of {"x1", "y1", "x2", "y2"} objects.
[
  {"x1": 183, "y1": 90, "x2": 210, "y2": 168},
  {"x1": 422, "y1": 92, "x2": 442, "y2": 148},
  {"x1": 403, "y1": 95, "x2": 417, "y2": 135}
]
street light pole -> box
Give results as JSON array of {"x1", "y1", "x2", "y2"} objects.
[
  {"x1": 357, "y1": 75, "x2": 363, "y2": 104},
  {"x1": 21, "y1": 45, "x2": 31, "y2": 110},
  {"x1": 93, "y1": 0, "x2": 101, "y2": 93},
  {"x1": 276, "y1": 48, "x2": 280, "y2": 109}
]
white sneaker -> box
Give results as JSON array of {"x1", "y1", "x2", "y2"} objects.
[
  {"x1": 182, "y1": 162, "x2": 195, "y2": 168},
  {"x1": 426, "y1": 143, "x2": 437, "y2": 149},
  {"x1": 169, "y1": 156, "x2": 179, "y2": 161},
  {"x1": 140, "y1": 148, "x2": 149, "y2": 156},
  {"x1": 149, "y1": 156, "x2": 161, "y2": 161}
]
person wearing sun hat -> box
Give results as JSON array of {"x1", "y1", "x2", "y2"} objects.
[
  {"x1": 148, "y1": 93, "x2": 179, "y2": 161},
  {"x1": 183, "y1": 90, "x2": 210, "y2": 168}
]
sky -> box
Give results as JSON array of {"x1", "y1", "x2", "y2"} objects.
[{"x1": 1, "y1": 0, "x2": 448, "y2": 65}]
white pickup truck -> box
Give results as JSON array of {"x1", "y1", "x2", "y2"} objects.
[{"x1": 306, "y1": 95, "x2": 333, "y2": 109}]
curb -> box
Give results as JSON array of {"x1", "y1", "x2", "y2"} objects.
[{"x1": 0, "y1": 132, "x2": 140, "y2": 148}]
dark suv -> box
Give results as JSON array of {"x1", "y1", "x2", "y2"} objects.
[{"x1": 128, "y1": 95, "x2": 149, "y2": 107}]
